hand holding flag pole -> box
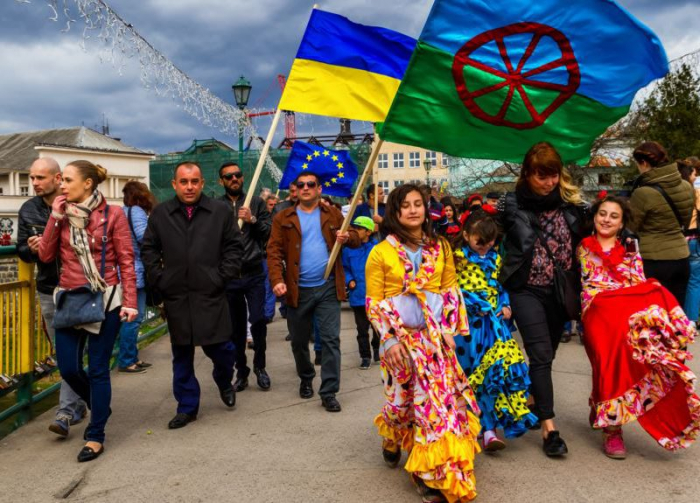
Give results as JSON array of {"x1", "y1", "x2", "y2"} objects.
[{"x1": 323, "y1": 139, "x2": 384, "y2": 279}]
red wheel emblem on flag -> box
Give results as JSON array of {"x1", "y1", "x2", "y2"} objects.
[{"x1": 452, "y1": 22, "x2": 581, "y2": 130}]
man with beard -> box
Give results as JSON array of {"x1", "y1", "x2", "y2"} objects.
[
  {"x1": 17, "y1": 157, "x2": 88, "y2": 437},
  {"x1": 218, "y1": 162, "x2": 273, "y2": 392}
]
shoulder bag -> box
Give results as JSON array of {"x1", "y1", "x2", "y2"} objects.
[{"x1": 53, "y1": 206, "x2": 112, "y2": 329}]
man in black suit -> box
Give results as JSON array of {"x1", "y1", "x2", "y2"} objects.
[{"x1": 142, "y1": 161, "x2": 243, "y2": 429}]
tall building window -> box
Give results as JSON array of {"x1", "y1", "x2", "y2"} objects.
[
  {"x1": 409, "y1": 151, "x2": 421, "y2": 168},
  {"x1": 20, "y1": 186, "x2": 29, "y2": 196},
  {"x1": 393, "y1": 180, "x2": 404, "y2": 188},
  {"x1": 442, "y1": 154, "x2": 450, "y2": 167},
  {"x1": 426, "y1": 150, "x2": 437, "y2": 167},
  {"x1": 379, "y1": 180, "x2": 389, "y2": 191},
  {"x1": 378, "y1": 153, "x2": 388, "y2": 169},
  {"x1": 393, "y1": 152, "x2": 404, "y2": 169}
]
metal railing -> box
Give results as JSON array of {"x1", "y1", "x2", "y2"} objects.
[{"x1": 0, "y1": 246, "x2": 167, "y2": 431}]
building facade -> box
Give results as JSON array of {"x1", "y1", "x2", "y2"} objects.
[{"x1": 0, "y1": 127, "x2": 153, "y2": 243}]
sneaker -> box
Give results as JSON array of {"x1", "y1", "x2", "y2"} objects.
[
  {"x1": 483, "y1": 429, "x2": 506, "y2": 452},
  {"x1": 359, "y1": 358, "x2": 371, "y2": 370},
  {"x1": 49, "y1": 414, "x2": 71, "y2": 437},
  {"x1": 603, "y1": 428, "x2": 626, "y2": 459}
]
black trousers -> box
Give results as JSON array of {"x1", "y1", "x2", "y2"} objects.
[
  {"x1": 643, "y1": 257, "x2": 690, "y2": 307},
  {"x1": 225, "y1": 272, "x2": 268, "y2": 379},
  {"x1": 351, "y1": 306, "x2": 380, "y2": 359},
  {"x1": 509, "y1": 285, "x2": 566, "y2": 421}
]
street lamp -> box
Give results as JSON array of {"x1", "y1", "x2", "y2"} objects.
[
  {"x1": 423, "y1": 157, "x2": 432, "y2": 188},
  {"x1": 232, "y1": 75, "x2": 252, "y2": 169}
]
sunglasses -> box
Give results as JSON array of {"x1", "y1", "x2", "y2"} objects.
[
  {"x1": 221, "y1": 172, "x2": 243, "y2": 180},
  {"x1": 296, "y1": 181, "x2": 318, "y2": 189}
]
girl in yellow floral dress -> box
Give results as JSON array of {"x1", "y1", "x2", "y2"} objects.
[{"x1": 365, "y1": 184, "x2": 481, "y2": 503}]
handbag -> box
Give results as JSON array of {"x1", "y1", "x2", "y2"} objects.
[
  {"x1": 52, "y1": 206, "x2": 110, "y2": 329},
  {"x1": 127, "y1": 207, "x2": 163, "y2": 307},
  {"x1": 530, "y1": 213, "x2": 582, "y2": 321}
]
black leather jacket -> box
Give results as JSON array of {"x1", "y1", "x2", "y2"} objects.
[
  {"x1": 498, "y1": 192, "x2": 588, "y2": 291},
  {"x1": 219, "y1": 192, "x2": 271, "y2": 277},
  {"x1": 17, "y1": 196, "x2": 60, "y2": 294}
]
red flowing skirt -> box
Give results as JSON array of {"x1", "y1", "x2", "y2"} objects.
[{"x1": 582, "y1": 281, "x2": 700, "y2": 450}]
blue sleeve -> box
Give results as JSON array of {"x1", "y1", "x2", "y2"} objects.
[
  {"x1": 353, "y1": 204, "x2": 370, "y2": 221},
  {"x1": 130, "y1": 206, "x2": 149, "y2": 242},
  {"x1": 342, "y1": 248, "x2": 355, "y2": 285}
]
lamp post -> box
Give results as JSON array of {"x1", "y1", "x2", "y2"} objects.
[
  {"x1": 232, "y1": 75, "x2": 252, "y2": 169},
  {"x1": 423, "y1": 157, "x2": 432, "y2": 188}
]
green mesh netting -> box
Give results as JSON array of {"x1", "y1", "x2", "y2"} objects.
[{"x1": 149, "y1": 139, "x2": 373, "y2": 203}]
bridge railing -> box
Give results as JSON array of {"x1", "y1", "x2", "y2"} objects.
[{"x1": 0, "y1": 245, "x2": 167, "y2": 433}]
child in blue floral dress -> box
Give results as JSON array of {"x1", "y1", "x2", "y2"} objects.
[{"x1": 454, "y1": 211, "x2": 538, "y2": 451}]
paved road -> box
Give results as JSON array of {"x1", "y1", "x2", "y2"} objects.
[{"x1": 2, "y1": 306, "x2": 699, "y2": 502}]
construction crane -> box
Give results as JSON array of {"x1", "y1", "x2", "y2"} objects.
[{"x1": 246, "y1": 74, "x2": 296, "y2": 148}]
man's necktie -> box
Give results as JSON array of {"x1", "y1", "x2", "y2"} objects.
[{"x1": 186, "y1": 205, "x2": 194, "y2": 220}]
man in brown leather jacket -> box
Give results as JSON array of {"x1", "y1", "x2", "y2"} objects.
[{"x1": 267, "y1": 171, "x2": 359, "y2": 412}]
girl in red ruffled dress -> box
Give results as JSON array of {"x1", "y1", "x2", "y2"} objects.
[{"x1": 578, "y1": 195, "x2": 699, "y2": 459}]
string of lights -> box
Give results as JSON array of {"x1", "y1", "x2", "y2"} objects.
[{"x1": 17, "y1": 0, "x2": 283, "y2": 181}]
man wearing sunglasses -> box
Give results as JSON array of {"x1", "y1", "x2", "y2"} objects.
[
  {"x1": 267, "y1": 172, "x2": 360, "y2": 412},
  {"x1": 218, "y1": 162, "x2": 273, "y2": 393}
]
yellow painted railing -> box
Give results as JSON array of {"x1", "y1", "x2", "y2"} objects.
[{"x1": 0, "y1": 255, "x2": 50, "y2": 382}]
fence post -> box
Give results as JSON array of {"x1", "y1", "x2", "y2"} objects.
[{"x1": 18, "y1": 259, "x2": 36, "y2": 374}]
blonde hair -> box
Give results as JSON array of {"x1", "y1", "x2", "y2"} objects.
[
  {"x1": 67, "y1": 160, "x2": 107, "y2": 191},
  {"x1": 518, "y1": 142, "x2": 583, "y2": 205}
]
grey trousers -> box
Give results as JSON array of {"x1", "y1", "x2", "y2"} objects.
[
  {"x1": 38, "y1": 292, "x2": 87, "y2": 421},
  {"x1": 287, "y1": 280, "x2": 341, "y2": 398}
]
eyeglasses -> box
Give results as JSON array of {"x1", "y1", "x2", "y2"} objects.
[
  {"x1": 221, "y1": 172, "x2": 243, "y2": 180},
  {"x1": 296, "y1": 181, "x2": 318, "y2": 189}
]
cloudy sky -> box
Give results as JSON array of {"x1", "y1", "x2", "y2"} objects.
[{"x1": 0, "y1": 0, "x2": 698, "y2": 156}]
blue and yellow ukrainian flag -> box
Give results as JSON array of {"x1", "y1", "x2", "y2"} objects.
[{"x1": 279, "y1": 9, "x2": 417, "y2": 122}]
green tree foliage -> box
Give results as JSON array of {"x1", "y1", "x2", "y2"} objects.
[{"x1": 633, "y1": 63, "x2": 700, "y2": 159}]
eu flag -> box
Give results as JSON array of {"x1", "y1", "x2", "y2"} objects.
[{"x1": 280, "y1": 141, "x2": 359, "y2": 197}]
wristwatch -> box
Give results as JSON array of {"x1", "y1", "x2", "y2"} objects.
[{"x1": 249, "y1": 215, "x2": 257, "y2": 224}]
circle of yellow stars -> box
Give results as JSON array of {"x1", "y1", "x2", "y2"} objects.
[{"x1": 301, "y1": 149, "x2": 345, "y2": 188}]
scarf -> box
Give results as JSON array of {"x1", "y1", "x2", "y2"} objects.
[
  {"x1": 65, "y1": 190, "x2": 109, "y2": 292},
  {"x1": 581, "y1": 235, "x2": 628, "y2": 284},
  {"x1": 516, "y1": 183, "x2": 564, "y2": 212},
  {"x1": 385, "y1": 234, "x2": 440, "y2": 305}
]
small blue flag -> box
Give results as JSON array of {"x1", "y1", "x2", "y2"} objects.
[{"x1": 280, "y1": 141, "x2": 359, "y2": 197}]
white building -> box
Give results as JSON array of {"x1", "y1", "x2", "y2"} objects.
[{"x1": 0, "y1": 127, "x2": 154, "y2": 243}]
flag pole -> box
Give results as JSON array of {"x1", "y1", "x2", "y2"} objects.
[
  {"x1": 373, "y1": 160, "x2": 379, "y2": 214},
  {"x1": 323, "y1": 138, "x2": 384, "y2": 279},
  {"x1": 238, "y1": 108, "x2": 283, "y2": 229}
]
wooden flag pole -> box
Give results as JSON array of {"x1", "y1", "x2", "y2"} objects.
[
  {"x1": 239, "y1": 107, "x2": 283, "y2": 229},
  {"x1": 373, "y1": 160, "x2": 379, "y2": 214},
  {"x1": 323, "y1": 138, "x2": 384, "y2": 279}
]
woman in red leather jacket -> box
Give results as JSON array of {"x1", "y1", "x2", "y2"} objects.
[{"x1": 39, "y1": 160, "x2": 137, "y2": 463}]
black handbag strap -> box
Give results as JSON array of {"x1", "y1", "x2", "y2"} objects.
[{"x1": 649, "y1": 184, "x2": 685, "y2": 233}]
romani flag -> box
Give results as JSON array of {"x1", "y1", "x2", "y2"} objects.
[{"x1": 379, "y1": 0, "x2": 668, "y2": 163}]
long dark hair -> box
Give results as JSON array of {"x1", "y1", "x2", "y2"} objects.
[
  {"x1": 632, "y1": 141, "x2": 669, "y2": 168},
  {"x1": 381, "y1": 183, "x2": 435, "y2": 246},
  {"x1": 123, "y1": 181, "x2": 157, "y2": 214},
  {"x1": 454, "y1": 209, "x2": 500, "y2": 251}
]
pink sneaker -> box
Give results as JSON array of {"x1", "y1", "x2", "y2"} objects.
[{"x1": 603, "y1": 428, "x2": 626, "y2": 459}]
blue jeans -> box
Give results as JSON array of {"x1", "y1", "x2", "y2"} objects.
[
  {"x1": 38, "y1": 292, "x2": 87, "y2": 422},
  {"x1": 262, "y1": 261, "x2": 276, "y2": 321},
  {"x1": 55, "y1": 308, "x2": 121, "y2": 443},
  {"x1": 685, "y1": 239, "x2": 700, "y2": 322},
  {"x1": 117, "y1": 288, "x2": 146, "y2": 368}
]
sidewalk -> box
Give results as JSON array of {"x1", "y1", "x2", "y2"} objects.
[{"x1": 2, "y1": 305, "x2": 699, "y2": 502}]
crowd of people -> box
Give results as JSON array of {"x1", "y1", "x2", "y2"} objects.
[{"x1": 15, "y1": 139, "x2": 700, "y2": 502}]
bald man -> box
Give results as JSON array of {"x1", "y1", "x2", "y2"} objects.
[{"x1": 17, "y1": 157, "x2": 88, "y2": 437}]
